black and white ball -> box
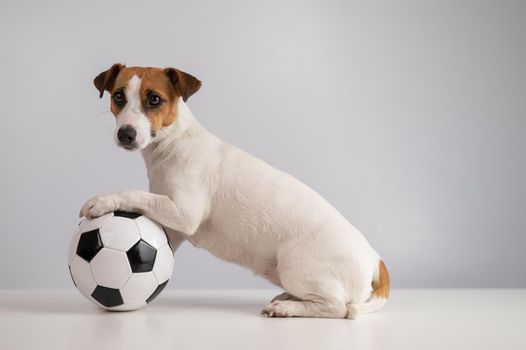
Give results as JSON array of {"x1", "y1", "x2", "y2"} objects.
[{"x1": 68, "y1": 211, "x2": 174, "y2": 311}]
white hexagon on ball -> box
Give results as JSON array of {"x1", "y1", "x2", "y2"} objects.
[
  {"x1": 90, "y1": 248, "x2": 132, "y2": 288},
  {"x1": 152, "y1": 244, "x2": 175, "y2": 283},
  {"x1": 120, "y1": 272, "x2": 158, "y2": 305},
  {"x1": 69, "y1": 255, "x2": 97, "y2": 299},
  {"x1": 99, "y1": 216, "x2": 141, "y2": 251}
]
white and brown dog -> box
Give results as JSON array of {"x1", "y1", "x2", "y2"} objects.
[{"x1": 80, "y1": 64, "x2": 390, "y2": 319}]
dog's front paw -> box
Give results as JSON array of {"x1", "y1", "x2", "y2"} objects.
[{"x1": 79, "y1": 195, "x2": 119, "y2": 220}]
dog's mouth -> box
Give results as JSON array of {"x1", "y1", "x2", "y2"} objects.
[{"x1": 119, "y1": 142, "x2": 139, "y2": 151}]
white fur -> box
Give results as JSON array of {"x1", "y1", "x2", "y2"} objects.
[
  {"x1": 81, "y1": 97, "x2": 386, "y2": 318},
  {"x1": 114, "y1": 75, "x2": 152, "y2": 150}
]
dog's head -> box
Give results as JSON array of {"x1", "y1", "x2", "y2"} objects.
[{"x1": 94, "y1": 64, "x2": 201, "y2": 150}]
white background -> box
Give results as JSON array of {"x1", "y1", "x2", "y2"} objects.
[{"x1": 0, "y1": 0, "x2": 524, "y2": 288}]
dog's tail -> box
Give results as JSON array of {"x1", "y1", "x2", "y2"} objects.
[{"x1": 346, "y1": 259, "x2": 390, "y2": 319}]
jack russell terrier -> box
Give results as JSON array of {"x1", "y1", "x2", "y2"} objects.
[{"x1": 80, "y1": 64, "x2": 390, "y2": 318}]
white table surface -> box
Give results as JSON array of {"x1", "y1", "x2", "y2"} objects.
[{"x1": 0, "y1": 289, "x2": 525, "y2": 350}]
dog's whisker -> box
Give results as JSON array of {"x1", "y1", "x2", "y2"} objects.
[{"x1": 93, "y1": 110, "x2": 111, "y2": 117}]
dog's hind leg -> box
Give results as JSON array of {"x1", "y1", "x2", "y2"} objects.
[
  {"x1": 260, "y1": 239, "x2": 370, "y2": 319},
  {"x1": 270, "y1": 292, "x2": 299, "y2": 303},
  {"x1": 261, "y1": 270, "x2": 349, "y2": 318}
]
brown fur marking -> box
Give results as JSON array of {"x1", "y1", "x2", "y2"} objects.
[
  {"x1": 94, "y1": 63, "x2": 124, "y2": 98},
  {"x1": 372, "y1": 260, "x2": 390, "y2": 299}
]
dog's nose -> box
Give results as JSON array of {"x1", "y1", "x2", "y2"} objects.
[{"x1": 117, "y1": 125, "x2": 137, "y2": 145}]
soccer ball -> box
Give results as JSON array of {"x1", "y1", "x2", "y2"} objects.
[{"x1": 68, "y1": 211, "x2": 174, "y2": 311}]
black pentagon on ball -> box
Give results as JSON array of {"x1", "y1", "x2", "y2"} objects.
[
  {"x1": 114, "y1": 211, "x2": 142, "y2": 219},
  {"x1": 76, "y1": 229, "x2": 103, "y2": 262},
  {"x1": 91, "y1": 286, "x2": 123, "y2": 308},
  {"x1": 126, "y1": 239, "x2": 157, "y2": 272},
  {"x1": 146, "y1": 280, "x2": 169, "y2": 303}
]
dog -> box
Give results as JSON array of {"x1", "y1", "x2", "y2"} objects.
[{"x1": 80, "y1": 64, "x2": 390, "y2": 318}]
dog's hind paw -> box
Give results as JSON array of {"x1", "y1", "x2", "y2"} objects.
[{"x1": 260, "y1": 300, "x2": 294, "y2": 318}]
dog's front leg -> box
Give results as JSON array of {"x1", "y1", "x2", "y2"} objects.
[{"x1": 79, "y1": 190, "x2": 204, "y2": 236}]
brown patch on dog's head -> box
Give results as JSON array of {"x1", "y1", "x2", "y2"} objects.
[
  {"x1": 94, "y1": 63, "x2": 124, "y2": 98},
  {"x1": 93, "y1": 64, "x2": 202, "y2": 136},
  {"x1": 164, "y1": 68, "x2": 202, "y2": 102}
]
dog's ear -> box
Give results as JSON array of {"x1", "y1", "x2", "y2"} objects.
[
  {"x1": 94, "y1": 63, "x2": 125, "y2": 98},
  {"x1": 164, "y1": 68, "x2": 202, "y2": 102}
]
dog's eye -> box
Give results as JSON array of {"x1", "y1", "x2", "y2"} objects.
[
  {"x1": 112, "y1": 91, "x2": 125, "y2": 106},
  {"x1": 148, "y1": 94, "x2": 162, "y2": 107}
]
